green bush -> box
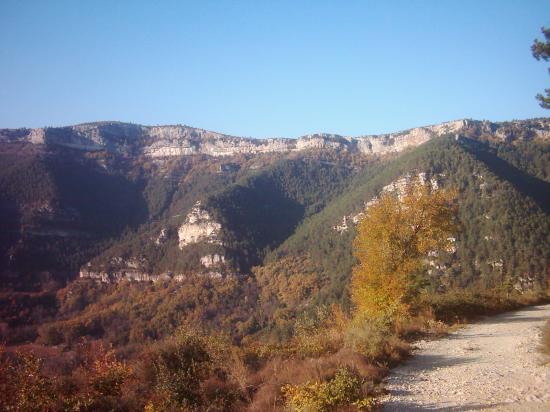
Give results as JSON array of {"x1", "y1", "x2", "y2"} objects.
[
  {"x1": 282, "y1": 367, "x2": 376, "y2": 411},
  {"x1": 343, "y1": 317, "x2": 392, "y2": 361},
  {"x1": 147, "y1": 328, "x2": 245, "y2": 411},
  {"x1": 292, "y1": 306, "x2": 343, "y2": 358}
]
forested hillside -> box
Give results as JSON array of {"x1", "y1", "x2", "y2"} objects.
[
  {"x1": 0, "y1": 144, "x2": 148, "y2": 289},
  {"x1": 270, "y1": 136, "x2": 550, "y2": 307}
]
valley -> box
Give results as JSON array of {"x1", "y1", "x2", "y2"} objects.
[{"x1": 1, "y1": 117, "x2": 549, "y2": 410}]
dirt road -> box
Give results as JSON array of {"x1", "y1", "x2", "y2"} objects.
[{"x1": 382, "y1": 304, "x2": 550, "y2": 411}]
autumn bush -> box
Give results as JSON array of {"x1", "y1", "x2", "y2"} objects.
[
  {"x1": 282, "y1": 367, "x2": 376, "y2": 412},
  {"x1": 291, "y1": 305, "x2": 347, "y2": 358},
  {"x1": 246, "y1": 347, "x2": 385, "y2": 412},
  {"x1": 0, "y1": 342, "x2": 133, "y2": 412},
  {"x1": 144, "y1": 327, "x2": 248, "y2": 412},
  {"x1": 0, "y1": 348, "x2": 57, "y2": 412},
  {"x1": 343, "y1": 317, "x2": 403, "y2": 363},
  {"x1": 65, "y1": 342, "x2": 133, "y2": 411}
]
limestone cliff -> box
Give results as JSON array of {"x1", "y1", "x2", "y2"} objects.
[
  {"x1": 177, "y1": 202, "x2": 222, "y2": 248},
  {"x1": 78, "y1": 258, "x2": 168, "y2": 283},
  {"x1": 2, "y1": 118, "x2": 548, "y2": 159},
  {"x1": 333, "y1": 172, "x2": 443, "y2": 233}
]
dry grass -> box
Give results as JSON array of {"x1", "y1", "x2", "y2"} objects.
[
  {"x1": 246, "y1": 349, "x2": 386, "y2": 411},
  {"x1": 423, "y1": 290, "x2": 549, "y2": 324},
  {"x1": 395, "y1": 310, "x2": 449, "y2": 339},
  {"x1": 240, "y1": 292, "x2": 550, "y2": 410}
]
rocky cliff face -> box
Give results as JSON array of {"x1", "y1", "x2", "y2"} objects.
[
  {"x1": 79, "y1": 257, "x2": 163, "y2": 283},
  {"x1": 178, "y1": 202, "x2": 222, "y2": 248},
  {"x1": 200, "y1": 254, "x2": 225, "y2": 268},
  {"x1": 333, "y1": 172, "x2": 443, "y2": 233},
  {"x1": 3, "y1": 118, "x2": 549, "y2": 159},
  {"x1": 356, "y1": 121, "x2": 465, "y2": 155},
  {"x1": 74, "y1": 201, "x2": 228, "y2": 283}
]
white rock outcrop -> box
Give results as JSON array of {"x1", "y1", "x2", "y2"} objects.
[
  {"x1": 79, "y1": 258, "x2": 170, "y2": 283},
  {"x1": 154, "y1": 228, "x2": 168, "y2": 245},
  {"x1": 178, "y1": 202, "x2": 222, "y2": 248},
  {"x1": 333, "y1": 172, "x2": 443, "y2": 233},
  {"x1": 200, "y1": 254, "x2": 225, "y2": 268},
  {"x1": 80, "y1": 266, "x2": 174, "y2": 283},
  {"x1": 356, "y1": 120, "x2": 466, "y2": 155},
  {"x1": 28, "y1": 128, "x2": 46, "y2": 144}
]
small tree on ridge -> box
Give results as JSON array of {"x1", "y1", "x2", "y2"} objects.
[{"x1": 532, "y1": 27, "x2": 550, "y2": 109}]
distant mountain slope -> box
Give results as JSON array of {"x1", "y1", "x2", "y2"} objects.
[
  {"x1": 0, "y1": 144, "x2": 148, "y2": 289},
  {"x1": 0, "y1": 118, "x2": 549, "y2": 292},
  {"x1": 269, "y1": 135, "x2": 550, "y2": 305},
  {"x1": 81, "y1": 151, "x2": 361, "y2": 280},
  {"x1": 1, "y1": 117, "x2": 550, "y2": 347}
]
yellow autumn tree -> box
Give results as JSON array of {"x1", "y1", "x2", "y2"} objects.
[{"x1": 351, "y1": 179, "x2": 458, "y2": 323}]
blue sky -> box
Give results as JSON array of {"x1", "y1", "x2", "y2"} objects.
[{"x1": 0, "y1": 0, "x2": 548, "y2": 137}]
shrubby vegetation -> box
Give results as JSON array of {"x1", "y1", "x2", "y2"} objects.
[
  {"x1": 1, "y1": 130, "x2": 550, "y2": 410},
  {"x1": 143, "y1": 328, "x2": 248, "y2": 411},
  {"x1": 0, "y1": 342, "x2": 132, "y2": 411},
  {"x1": 281, "y1": 367, "x2": 376, "y2": 411},
  {"x1": 37, "y1": 276, "x2": 258, "y2": 348}
]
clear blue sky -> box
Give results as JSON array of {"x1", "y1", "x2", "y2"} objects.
[{"x1": 1, "y1": 0, "x2": 548, "y2": 137}]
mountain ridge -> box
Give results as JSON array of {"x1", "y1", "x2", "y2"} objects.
[{"x1": 2, "y1": 118, "x2": 550, "y2": 158}]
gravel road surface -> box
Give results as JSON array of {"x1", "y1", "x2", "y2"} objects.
[{"x1": 382, "y1": 304, "x2": 550, "y2": 411}]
